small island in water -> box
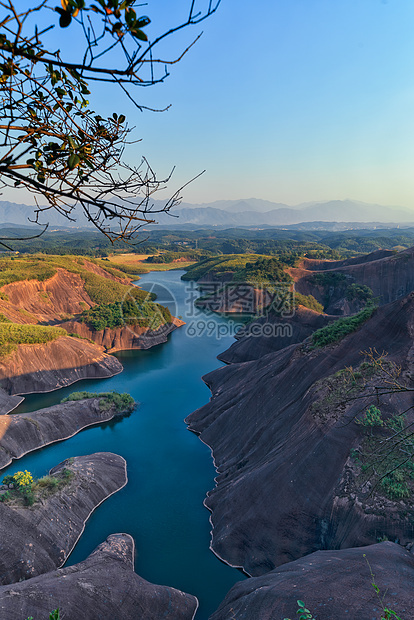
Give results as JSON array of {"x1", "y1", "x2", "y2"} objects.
[{"x1": 0, "y1": 234, "x2": 413, "y2": 618}]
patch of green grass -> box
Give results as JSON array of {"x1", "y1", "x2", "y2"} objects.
[
  {"x1": 310, "y1": 306, "x2": 376, "y2": 348},
  {"x1": 79, "y1": 297, "x2": 171, "y2": 331},
  {"x1": 0, "y1": 256, "x2": 56, "y2": 287},
  {"x1": 0, "y1": 323, "x2": 66, "y2": 358},
  {"x1": 0, "y1": 254, "x2": 147, "y2": 305},
  {"x1": 39, "y1": 291, "x2": 50, "y2": 302},
  {"x1": 95, "y1": 260, "x2": 146, "y2": 278},
  {"x1": 294, "y1": 293, "x2": 323, "y2": 313},
  {"x1": 0, "y1": 343, "x2": 17, "y2": 358},
  {"x1": 310, "y1": 271, "x2": 348, "y2": 286},
  {"x1": 32, "y1": 468, "x2": 74, "y2": 499},
  {"x1": 182, "y1": 254, "x2": 269, "y2": 281},
  {"x1": 61, "y1": 390, "x2": 135, "y2": 413},
  {"x1": 1, "y1": 467, "x2": 73, "y2": 507},
  {"x1": 144, "y1": 250, "x2": 201, "y2": 264}
]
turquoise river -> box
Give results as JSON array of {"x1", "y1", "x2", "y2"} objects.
[{"x1": 3, "y1": 270, "x2": 248, "y2": 619}]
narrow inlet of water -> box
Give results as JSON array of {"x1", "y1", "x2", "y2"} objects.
[{"x1": 5, "y1": 270, "x2": 247, "y2": 619}]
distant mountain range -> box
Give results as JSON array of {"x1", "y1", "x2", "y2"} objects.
[
  {"x1": 156, "y1": 199, "x2": 414, "y2": 227},
  {"x1": 1, "y1": 198, "x2": 414, "y2": 230}
]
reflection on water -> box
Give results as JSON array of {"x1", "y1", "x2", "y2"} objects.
[{"x1": 5, "y1": 270, "x2": 247, "y2": 619}]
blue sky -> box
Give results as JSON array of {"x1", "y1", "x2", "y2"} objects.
[
  {"x1": 5, "y1": 0, "x2": 414, "y2": 209},
  {"x1": 124, "y1": 0, "x2": 414, "y2": 208}
]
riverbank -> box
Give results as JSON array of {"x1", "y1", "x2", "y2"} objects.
[
  {"x1": 0, "y1": 394, "x2": 134, "y2": 468},
  {"x1": 1, "y1": 270, "x2": 245, "y2": 619}
]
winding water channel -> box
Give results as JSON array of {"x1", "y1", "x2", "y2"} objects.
[{"x1": 4, "y1": 270, "x2": 247, "y2": 619}]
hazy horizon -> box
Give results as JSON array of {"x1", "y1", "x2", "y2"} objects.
[{"x1": 1, "y1": 1, "x2": 414, "y2": 211}]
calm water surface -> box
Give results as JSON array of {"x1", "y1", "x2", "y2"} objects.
[{"x1": 5, "y1": 270, "x2": 247, "y2": 619}]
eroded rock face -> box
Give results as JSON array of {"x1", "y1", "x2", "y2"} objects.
[
  {"x1": 0, "y1": 387, "x2": 23, "y2": 415},
  {"x1": 0, "y1": 336, "x2": 123, "y2": 399},
  {"x1": 0, "y1": 452, "x2": 127, "y2": 584},
  {"x1": 0, "y1": 398, "x2": 133, "y2": 468},
  {"x1": 290, "y1": 246, "x2": 414, "y2": 314},
  {"x1": 0, "y1": 269, "x2": 94, "y2": 324},
  {"x1": 0, "y1": 534, "x2": 199, "y2": 620},
  {"x1": 218, "y1": 308, "x2": 335, "y2": 364},
  {"x1": 210, "y1": 542, "x2": 414, "y2": 620},
  {"x1": 61, "y1": 316, "x2": 184, "y2": 353},
  {"x1": 186, "y1": 294, "x2": 414, "y2": 576},
  {"x1": 0, "y1": 263, "x2": 130, "y2": 325}
]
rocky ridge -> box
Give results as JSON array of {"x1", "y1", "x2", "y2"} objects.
[
  {"x1": 0, "y1": 397, "x2": 134, "y2": 468},
  {"x1": 0, "y1": 452, "x2": 127, "y2": 584},
  {"x1": 210, "y1": 542, "x2": 414, "y2": 620},
  {"x1": 0, "y1": 336, "x2": 122, "y2": 408},
  {"x1": 0, "y1": 534, "x2": 198, "y2": 620},
  {"x1": 187, "y1": 293, "x2": 414, "y2": 578}
]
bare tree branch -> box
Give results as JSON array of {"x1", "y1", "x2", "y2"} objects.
[{"x1": 0, "y1": 1, "x2": 220, "y2": 241}]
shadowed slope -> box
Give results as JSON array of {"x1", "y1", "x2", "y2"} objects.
[
  {"x1": 0, "y1": 534, "x2": 198, "y2": 620},
  {"x1": 210, "y1": 542, "x2": 414, "y2": 620},
  {"x1": 187, "y1": 293, "x2": 414, "y2": 576},
  {"x1": 0, "y1": 336, "x2": 122, "y2": 404},
  {"x1": 0, "y1": 397, "x2": 133, "y2": 469},
  {"x1": 0, "y1": 453, "x2": 127, "y2": 584},
  {"x1": 291, "y1": 246, "x2": 414, "y2": 313}
]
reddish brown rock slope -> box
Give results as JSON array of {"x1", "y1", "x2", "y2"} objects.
[
  {"x1": 61, "y1": 316, "x2": 184, "y2": 353},
  {"x1": 291, "y1": 246, "x2": 414, "y2": 313},
  {"x1": 0, "y1": 336, "x2": 122, "y2": 402}
]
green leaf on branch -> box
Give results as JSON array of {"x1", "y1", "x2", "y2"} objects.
[
  {"x1": 67, "y1": 153, "x2": 80, "y2": 169},
  {"x1": 130, "y1": 29, "x2": 147, "y2": 41}
]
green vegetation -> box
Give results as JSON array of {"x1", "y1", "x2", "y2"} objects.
[
  {"x1": 181, "y1": 254, "x2": 269, "y2": 281},
  {"x1": 144, "y1": 250, "x2": 203, "y2": 263},
  {"x1": 79, "y1": 297, "x2": 172, "y2": 331},
  {"x1": 27, "y1": 609, "x2": 60, "y2": 620},
  {"x1": 284, "y1": 600, "x2": 315, "y2": 620},
  {"x1": 1, "y1": 468, "x2": 73, "y2": 507},
  {"x1": 294, "y1": 293, "x2": 324, "y2": 313},
  {"x1": 0, "y1": 323, "x2": 67, "y2": 358},
  {"x1": 234, "y1": 257, "x2": 293, "y2": 284},
  {"x1": 310, "y1": 271, "x2": 348, "y2": 286},
  {"x1": 96, "y1": 259, "x2": 147, "y2": 277},
  {"x1": 0, "y1": 254, "x2": 143, "y2": 305},
  {"x1": 5, "y1": 225, "x2": 414, "y2": 260},
  {"x1": 346, "y1": 283, "x2": 375, "y2": 304},
  {"x1": 364, "y1": 556, "x2": 403, "y2": 619},
  {"x1": 0, "y1": 313, "x2": 11, "y2": 323},
  {"x1": 185, "y1": 255, "x2": 325, "y2": 317},
  {"x1": 0, "y1": 257, "x2": 57, "y2": 287},
  {"x1": 3, "y1": 470, "x2": 33, "y2": 488},
  {"x1": 354, "y1": 406, "x2": 414, "y2": 501},
  {"x1": 32, "y1": 468, "x2": 74, "y2": 500},
  {"x1": 283, "y1": 561, "x2": 404, "y2": 620},
  {"x1": 310, "y1": 306, "x2": 376, "y2": 348},
  {"x1": 310, "y1": 355, "x2": 394, "y2": 423},
  {"x1": 61, "y1": 391, "x2": 135, "y2": 413},
  {"x1": 79, "y1": 302, "x2": 124, "y2": 330},
  {"x1": 357, "y1": 405, "x2": 384, "y2": 429}
]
